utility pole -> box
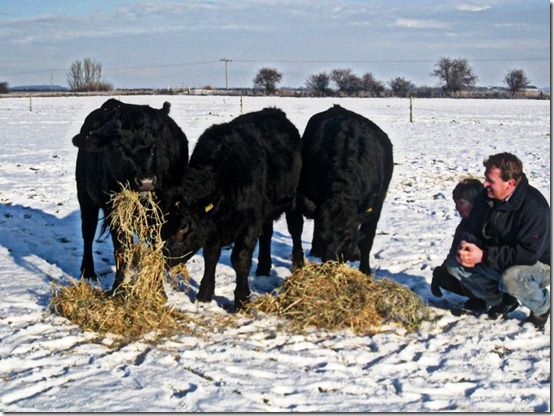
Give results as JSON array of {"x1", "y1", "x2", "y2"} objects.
[{"x1": 220, "y1": 58, "x2": 232, "y2": 89}]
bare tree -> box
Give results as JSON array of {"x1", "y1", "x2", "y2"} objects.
[
  {"x1": 504, "y1": 68, "x2": 530, "y2": 97},
  {"x1": 0, "y1": 82, "x2": 9, "y2": 94},
  {"x1": 253, "y1": 67, "x2": 283, "y2": 95},
  {"x1": 67, "y1": 60, "x2": 84, "y2": 91},
  {"x1": 389, "y1": 77, "x2": 415, "y2": 97},
  {"x1": 305, "y1": 72, "x2": 331, "y2": 96},
  {"x1": 330, "y1": 68, "x2": 362, "y2": 96},
  {"x1": 67, "y1": 58, "x2": 112, "y2": 92},
  {"x1": 432, "y1": 57, "x2": 478, "y2": 96},
  {"x1": 361, "y1": 72, "x2": 384, "y2": 97}
]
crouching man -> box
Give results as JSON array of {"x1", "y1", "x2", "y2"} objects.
[{"x1": 446, "y1": 152, "x2": 550, "y2": 330}]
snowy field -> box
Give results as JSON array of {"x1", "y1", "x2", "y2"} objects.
[{"x1": 0, "y1": 95, "x2": 550, "y2": 412}]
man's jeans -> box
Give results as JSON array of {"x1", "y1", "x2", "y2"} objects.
[{"x1": 446, "y1": 256, "x2": 550, "y2": 315}]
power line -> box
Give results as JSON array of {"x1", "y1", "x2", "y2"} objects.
[
  {"x1": 231, "y1": 57, "x2": 549, "y2": 64},
  {"x1": 0, "y1": 60, "x2": 221, "y2": 77},
  {"x1": 0, "y1": 56, "x2": 548, "y2": 77},
  {"x1": 105, "y1": 60, "x2": 220, "y2": 72}
]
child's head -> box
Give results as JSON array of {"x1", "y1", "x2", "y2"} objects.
[{"x1": 452, "y1": 178, "x2": 484, "y2": 219}]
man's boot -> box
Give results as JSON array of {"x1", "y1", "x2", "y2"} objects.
[
  {"x1": 523, "y1": 308, "x2": 550, "y2": 331},
  {"x1": 487, "y1": 293, "x2": 519, "y2": 320}
]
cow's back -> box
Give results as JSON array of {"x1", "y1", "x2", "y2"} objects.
[
  {"x1": 188, "y1": 108, "x2": 301, "y2": 219},
  {"x1": 300, "y1": 105, "x2": 393, "y2": 207}
]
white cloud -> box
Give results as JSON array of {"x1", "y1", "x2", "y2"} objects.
[
  {"x1": 493, "y1": 22, "x2": 527, "y2": 28},
  {"x1": 456, "y1": 3, "x2": 491, "y2": 12},
  {"x1": 395, "y1": 18, "x2": 449, "y2": 29}
]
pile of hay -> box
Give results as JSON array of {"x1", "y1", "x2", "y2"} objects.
[
  {"x1": 245, "y1": 262, "x2": 429, "y2": 335},
  {"x1": 50, "y1": 187, "x2": 192, "y2": 342}
]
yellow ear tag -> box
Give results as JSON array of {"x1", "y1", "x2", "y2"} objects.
[
  {"x1": 366, "y1": 207, "x2": 373, "y2": 213},
  {"x1": 204, "y1": 203, "x2": 214, "y2": 213}
]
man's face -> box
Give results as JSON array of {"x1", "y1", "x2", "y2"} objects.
[{"x1": 483, "y1": 166, "x2": 516, "y2": 201}]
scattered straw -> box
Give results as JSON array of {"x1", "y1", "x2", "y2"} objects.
[
  {"x1": 50, "y1": 186, "x2": 192, "y2": 343},
  {"x1": 50, "y1": 187, "x2": 429, "y2": 342},
  {"x1": 244, "y1": 261, "x2": 429, "y2": 335}
]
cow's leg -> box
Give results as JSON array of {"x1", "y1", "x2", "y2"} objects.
[
  {"x1": 310, "y1": 218, "x2": 322, "y2": 258},
  {"x1": 78, "y1": 193, "x2": 99, "y2": 280},
  {"x1": 255, "y1": 220, "x2": 273, "y2": 276},
  {"x1": 286, "y1": 209, "x2": 304, "y2": 270},
  {"x1": 110, "y1": 227, "x2": 126, "y2": 291},
  {"x1": 196, "y1": 242, "x2": 222, "y2": 303},
  {"x1": 231, "y1": 227, "x2": 259, "y2": 310},
  {"x1": 358, "y1": 203, "x2": 384, "y2": 275}
]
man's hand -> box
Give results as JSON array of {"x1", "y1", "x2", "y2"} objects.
[{"x1": 456, "y1": 240, "x2": 484, "y2": 268}]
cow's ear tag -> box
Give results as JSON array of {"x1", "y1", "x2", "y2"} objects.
[
  {"x1": 204, "y1": 203, "x2": 214, "y2": 213},
  {"x1": 366, "y1": 207, "x2": 373, "y2": 214}
]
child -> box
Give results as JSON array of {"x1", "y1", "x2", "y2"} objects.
[{"x1": 431, "y1": 178, "x2": 485, "y2": 310}]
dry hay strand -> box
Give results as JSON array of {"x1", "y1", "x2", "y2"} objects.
[
  {"x1": 50, "y1": 186, "x2": 192, "y2": 342},
  {"x1": 245, "y1": 261, "x2": 429, "y2": 335}
]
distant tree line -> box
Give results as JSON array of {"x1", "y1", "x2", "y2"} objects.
[
  {"x1": 0, "y1": 56, "x2": 541, "y2": 98},
  {"x1": 252, "y1": 58, "x2": 538, "y2": 98}
]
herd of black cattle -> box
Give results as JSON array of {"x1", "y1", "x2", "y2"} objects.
[{"x1": 72, "y1": 99, "x2": 394, "y2": 309}]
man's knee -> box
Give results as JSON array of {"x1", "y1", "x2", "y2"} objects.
[
  {"x1": 502, "y1": 263, "x2": 550, "y2": 292},
  {"x1": 502, "y1": 265, "x2": 532, "y2": 294}
]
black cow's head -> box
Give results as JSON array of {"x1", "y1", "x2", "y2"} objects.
[
  {"x1": 72, "y1": 99, "x2": 177, "y2": 193},
  {"x1": 316, "y1": 194, "x2": 378, "y2": 262},
  {"x1": 163, "y1": 171, "x2": 224, "y2": 265}
]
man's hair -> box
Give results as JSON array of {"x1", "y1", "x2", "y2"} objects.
[
  {"x1": 483, "y1": 152, "x2": 523, "y2": 183},
  {"x1": 452, "y1": 178, "x2": 484, "y2": 203}
]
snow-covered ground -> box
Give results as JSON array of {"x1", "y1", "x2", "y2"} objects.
[{"x1": 0, "y1": 95, "x2": 550, "y2": 412}]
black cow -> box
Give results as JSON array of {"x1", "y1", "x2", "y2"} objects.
[
  {"x1": 165, "y1": 108, "x2": 302, "y2": 309},
  {"x1": 72, "y1": 98, "x2": 189, "y2": 289},
  {"x1": 289, "y1": 104, "x2": 393, "y2": 275}
]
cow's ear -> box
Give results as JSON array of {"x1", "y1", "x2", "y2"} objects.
[
  {"x1": 101, "y1": 98, "x2": 122, "y2": 111},
  {"x1": 161, "y1": 102, "x2": 171, "y2": 115},
  {"x1": 72, "y1": 132, "x2": 110, "y2": 151},
  {"x1": 359, "y1": 193, "x2": 380, "y2": 216},
  {"x1": 202, "y1": 195, "x2": 224, "y2": 217}
]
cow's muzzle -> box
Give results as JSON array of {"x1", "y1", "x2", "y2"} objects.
[{"x1": 136, "y1": 175, "x2": 157, "y2": 192}]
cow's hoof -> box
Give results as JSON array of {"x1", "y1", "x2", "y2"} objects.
[
  {"x1": 292, "y1": 259, "x2": 305, "y2": 271},
  {"x1": 196, "y1": 291, "x2": 213, "y2": 303},
  {"x1": 359, "y1": 265, "x2": 372, "y2": 276},
  {"x1": 309, "y1": 248, "x2": 321, "y2": 258},
  {"x1": 255, "y1": 266, "x2": 271, "y2": 276},
  {"x1": 292, "y1": 251, "x2": 305, "y2": 271},
  {"x1": 346, "y1": 248, "x2": 361, "y2": 262},
  {"x1": 234, "y1": 297, "x2": 249, "y2": 311}
]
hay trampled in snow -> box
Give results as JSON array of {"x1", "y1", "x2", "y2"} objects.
[
  {"x1": 245, "y1": 261, "x2": 430, "y2": 334},
  {"x1": 50, "y1": 186, "x2": 192, "y2": 342}
]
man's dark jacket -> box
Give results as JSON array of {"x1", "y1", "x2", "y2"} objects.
[{"x1": 461, "y1": 174, "x2": 550, "y2": 271}]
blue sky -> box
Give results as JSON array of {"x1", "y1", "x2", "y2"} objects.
[{"x1": 0, "y1": 0, "x2": 550, "y2": 89}]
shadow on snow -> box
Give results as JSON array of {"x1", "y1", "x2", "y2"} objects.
[{"x1": 0, "y1": 204, "x2": 439, "y2": 310}]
